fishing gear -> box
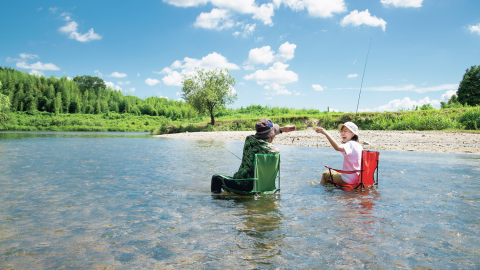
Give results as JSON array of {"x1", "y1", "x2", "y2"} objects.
[
  {"x1": 355, "y1": 38, "x2": 372, "y2": 116},
  {"x1": 220, "y1": 145, "x2": 242, "y2": 160}
]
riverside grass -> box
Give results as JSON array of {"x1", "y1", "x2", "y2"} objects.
[
  {"x1": 0, "y1": 111, "x2": 175, "y2": 132},
  {"x1": 1, "y1": 106, "x2": 479, "y2": 134},
  {"x1": 152, "y1": 106, "x2": 480, "y2": 135}
]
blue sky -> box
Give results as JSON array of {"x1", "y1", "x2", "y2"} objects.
[{"x1": 2, "y1": 0, "x2": 479, "y2": 112}]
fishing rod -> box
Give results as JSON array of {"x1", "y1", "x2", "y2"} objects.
[
  {"x1": 220, "y1": 145, "x2": 242, "y2": 160},
  {"x1": 355, "y1": 38, "x2": 372, "y2": 116}
]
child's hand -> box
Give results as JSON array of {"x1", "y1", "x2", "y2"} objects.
[
  {"x1": 316, "y1": 127, "x2": 327, "y2": 135},
  {"x1": 281, "y1": 125, "x2": 297, "y2": 133}
]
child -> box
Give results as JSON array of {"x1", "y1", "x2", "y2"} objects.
[{"x1": 316, "y1": 122, "x2": 363, "y2": 185}]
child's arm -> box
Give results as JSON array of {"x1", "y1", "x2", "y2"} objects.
[{"x1": 315, "y1": 127, "x2": 345, "y2": 152}]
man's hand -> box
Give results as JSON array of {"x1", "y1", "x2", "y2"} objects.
[
  {"x1": 281, "y1": 125, "x2": 297, "y2": 133},
  {"x1": 315, "y1": 127, "x2": 328, "y2": 135}
]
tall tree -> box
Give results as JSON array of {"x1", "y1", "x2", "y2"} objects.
[
  {"x1": 457, "y1": 65, "x2": 480, "y2": 106},
  {"x1": 72, "y1": 75, "x2": 106, "y2": 94},
  {"x1": 182, "y1": 68, "x2": 237, "y2": 125},
  {"x1": 0, "y1": 82, "x2": 10, "y2": 121}
]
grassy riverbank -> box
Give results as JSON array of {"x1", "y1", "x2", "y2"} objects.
[
  {"x1": 0, "y1": 112, "x2": 180, "y2": 132},
  {"x1": 1, "y1": 106, "x2": 479, "y2": 134},
  {"x1": 151, "y1": 106, "x2": 480, "y2": 134}
]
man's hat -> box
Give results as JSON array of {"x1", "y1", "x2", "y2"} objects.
[{"x1": 254, "y1": 118, "x2": 280, "y2": 139}]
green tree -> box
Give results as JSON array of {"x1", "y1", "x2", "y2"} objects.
[
  {"x1": 182, "y1": 68, "x2": 237, "y2": 125},
  {"x1": 457, "y1": 65, "x2": 480, "y2": 106},
  {"x1": 441, "y1": 94, "x2": 463, "y2": 109},
  {"x1": 72, "y1": 75, "x2": 106, "y2": 93},
  {"x1": 54, "y1": 92, "x2": 62, "y2": 115},
  {"x1": 420, "y1": 103, "x2": 435, "y2": 110},
  {"x1": 0, "y1": 82, "x2": 10, "y2": 122}
]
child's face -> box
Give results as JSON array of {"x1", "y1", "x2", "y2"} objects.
[{"x1": 340, "y1": 126, "x2": 354, "y2": 142}]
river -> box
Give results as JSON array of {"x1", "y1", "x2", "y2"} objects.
[{"x1": 0, "y1": 131, "x2": 479, "y2": 269}]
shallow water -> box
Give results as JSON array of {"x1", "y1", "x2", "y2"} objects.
[{"x1": 0, "y1": 131, "x2": 479, "y2": 269}]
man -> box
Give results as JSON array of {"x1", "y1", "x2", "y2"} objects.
[{"x1": 211, "y1": 118, "x2": 296, "y2": 194}]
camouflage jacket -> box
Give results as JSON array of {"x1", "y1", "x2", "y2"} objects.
[{"x1": 233, "y1": 135, "x2": 279, "y2": 187}]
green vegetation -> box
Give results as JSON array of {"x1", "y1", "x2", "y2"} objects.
[
  {"x1": 1, "y1": 65, "x2": 480, "y2": 134},
  {"x1": 457, "y1": 65, "x2": 480, "y2": 106},
  {"x1": 151, "y1": 105, "x2": 480, "y2": 135},
  {"x1": 0, "y1": 67, "x2": 198, "y2": 118},
  {"x1": 182, "y1": 68, "x2": 237, "y2": 125},
  {"x1": 0, "y1": 111, "x2": 176, "y2": 132}
]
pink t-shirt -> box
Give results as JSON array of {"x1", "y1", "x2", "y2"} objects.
[{"x1": 340, "y1": 141, "x2": 363, "y2": 184}]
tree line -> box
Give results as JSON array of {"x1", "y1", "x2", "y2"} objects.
[{"x1": 0, "y1": 67, "x2": 197, "y2": 120}]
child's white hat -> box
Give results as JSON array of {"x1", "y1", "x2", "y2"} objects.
[{"x1": 338, "y1": 122, "x2": 359, "y2": 135}]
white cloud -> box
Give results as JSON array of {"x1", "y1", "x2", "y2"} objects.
[
  {"x1": 49, "y1": 7, "x2": 57, "y2": 13},
  {"x1": 163, "y1": 0, "x2": 275, "y2": 25},
  {"x1": 17, "y1": 61, "x2": 60, "y2": 70},
  {"x1": 370, "y1": 84, "x2": 457, "y2": 93},
  {"x1": 194, "y1": 8, "x2": 234, "y2": 30},
  {"x1": 293, "y1": 90, "x2": 305, "y2": 96},
  {"x1": 336, "y1": 83, "x2": 458, "y2": 93},
  {"x1": 254, "y1": 37, "x2": 264, "y2": 42},
  {"x1": 232, "y1": 23, "x2": 256, "y2": 38},
  {"x1": 348, "y1": 73, "x2": 358, "y2": 78},
  {"x1": 94, "y1": 70, "x2": 103, "y2": 77},
  {"x1": 177, "y1": 97, "x2": 186, "y2": 102},
  {"x1": 162, "y1": 71, "x2": 183, "y2": 86},
  {"x1": 266, "y1": 97, "x2": 273, "y2": 100},
  {"x1": 107, "y1": 72, "x2": 127, "y2": 78},
  {"x1": 160, "y1": 52, "x2": 239, "y2": 86},
  {"x1": 244, "y1": 62, "x2": 298, "y2": 85},
  {"x1": 59, "y1": 14, "x2": 102, "y2": 42},
  {"x1": 247, "y1": 46, "x2": 275, "y2": 65},
  {"x1": 441, "y1": 90, "x2": 456, "y2": 101},
  {"x1": 176, "y1": 92, "x2": 182, "y2": 96},
  {"x1": 20, "y1": 53, "x2": 39, "y2": 59},
  {"x1": 230, "y1": 86, "x2": 237, "y2": 94},
  {"x1": 117, "y1": 81, "x2": 130, "y2": 85},
  {"x1": 105, "y1": 81, "x2": 115, "y2": 89},
  {"x1": 244, "y1": 62, "x2": 298, "y2": 95},
  {"x1": 129, "y1": 88, "x2": 136, "y2": 92},
  {"x1": 468, "y1": 23, "x2": 480, "y2": 35},
  {"x1": 274, "y1": 0, "x2": 346, "y2": 18},
  {"x1": 264, "y1": 83, "x2": 292, "y2": 95},
  {"x1": 312, "y1": 84, "x2": 325, "y2": 91},
  {"x1": 276, "y1": 42, "x2": 296, "y2": 62},
  {"x1": 341, "y1": 9, "x2": 387, "y2": 32},
  {"x1": 145, "y1": 78, "x2": 161, "y2": 86},
  {"x1": 105, "y1": 81, "x2": 123, "y2": 91},
  {"x1": 376, "y1": 96, "x2": 440, "y2": 111},
  {"x1": 381, "y1": 0, "x2": 423, "y2": 8},
  {"x1": 29, "y1": 70, "x2": 44, "y2": 76},
  {"x1": 279, "y1": 34, "x2": 289, "y2": 40},
  {"x1": 302, "y1": 0, "x2": 347, "y2": 18},
  {"x1": 137, "y1": 73, "x2": 140, "y2": 77},
  {"x1": 245, "y1": 41, "x2": 296, "y2": 68}
]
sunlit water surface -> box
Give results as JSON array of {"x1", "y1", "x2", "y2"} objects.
[{"x1": 0, "y1": 131, "x2": 479, "y2": 269}]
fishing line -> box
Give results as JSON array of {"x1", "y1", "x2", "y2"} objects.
[
  {"x1": 220, "y1": 145, "x2": 242, "y2": 160},
  {"x1": 356, "y1": 38, "x2": 372, "y2": 116}
]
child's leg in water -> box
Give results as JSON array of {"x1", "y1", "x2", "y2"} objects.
[{"x1": 321, "y1": 170, "x2": 351, "y2": 185}]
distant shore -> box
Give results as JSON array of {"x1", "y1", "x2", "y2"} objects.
[{"x1": 154, "y1": 130, "x2": 480, "y2": 154}]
